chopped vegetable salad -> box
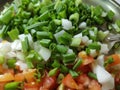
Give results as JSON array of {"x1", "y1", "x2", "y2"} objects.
[{"x1": 0, "y1": 0, "x2": 120, "y2": 90}]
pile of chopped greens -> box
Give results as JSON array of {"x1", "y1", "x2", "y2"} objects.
[{"x1": 0, "y1": 0, "x2": 120, "y2": 90}]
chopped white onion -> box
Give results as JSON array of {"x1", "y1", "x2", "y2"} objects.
[
  {"x1": 15, "y1": 61, "x2": 28, "y2": 71},
  {"x1": 101, "y1": 12, "x2": 107, "y2": 17},
  {"x1": 74, "y1": 33, "x2": 82, "y2": 38},
  {"x1": 86, "y1": 40, "x2": 93, "y2": 46},
  {"x1": 67, "y1": 49, "x2": 73, "y2": 54},
  {"x1": 6, "y1": 51, "x2": 16, "y2": 59},
  {"x1": 33, "y1": 41, "x2": 41, "y2": 52},
  {"x1": 89, "y1": 30, "x2": 95, "y2": 36},
  {"x1": 16, "y1": 52, "x2": 25, "y2": 61},
  {"x1": 38, "y1": 46, "x2": 51, "y2": 61},
  {"x1": 62, "y1": 19, "x2": 72, "y2": 30},
  {"x1": 96, "y1": 55, "x2": 104, "y2": 67},
  {"x1": 79, "y1": 22, "x2": 87, "y2": 29},
  {"x1": 0, "y1": 42, "x2": 11, "y2": 55},
  {"x1": 89, "y1": 49, "x2": 97, "y2": 57},
  {"x1": 11, "y1": 40, "x2": 22, "y2": 51},
  {"x1": 18, "y1": 34, "x2": 33, "y2": 48},
  {"x1": 81, "y1": 36, "x2": 89, "y2": 44},
  {"x1": 92, "y1": 64, "x2": 114, "y2": 90},
  {"x1": 100, "y1": 44, "x2": 109, "y2": 54}
]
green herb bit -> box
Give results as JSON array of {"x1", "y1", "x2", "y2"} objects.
[
  {"x1": 21, "y1": 37, "x2": 30, "y2": 53},
  {"x1": 48, "y1": 68, "x2": 58, "y2": 76},
  {"x1": 63, "y1": 53, "x2": 76, "y2": 64},
  {"x1": 7, "y1": 59, "x2": 16, "y2": 68},
  {"x1": 69, "y1": 70, "x2": 79, "y2": 78},
  {"x1": 69, "y1": 13, "x2": 79, "y2": 23},
  {"x1": 88, "y1": 42, "x2": 101, "y2": 51},
  {"x1": 73, "y1": 59, "x2": 82, "y2": 70},
  {"x1": 70, "y1": 37, "x2": 81, "y2": 47},
  {"x1": 4, "y1": 82, "x2": 20, "y2": 90},
  {"x1": 56, "y1": 45, "x2": 68, "y2": 54},
  {"x1": 104, "y1": 56, "x2": 114, "y2": 67},
  {"x1": 40, "y1": 39, "x2": 51, "y2": 47},
  {"x1": 107, "y1": 10, "x2": 115, "y2": 20},
  {"x1": 8, "y1": 28, "x2": 19, "y2": 41},
  {"x1": 52, "y1": 60, "x2": 61, "y2": 68},
  {"x1": 88, "y1": 72, "x2": 97, "y2": 80},
  {"x1": 0, "y1": 55, "x2": 4, "y2": 64}
]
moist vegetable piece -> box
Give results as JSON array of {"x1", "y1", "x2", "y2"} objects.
[{"x1": 0, "y1": 0, "x2": 120, "y2": 90}]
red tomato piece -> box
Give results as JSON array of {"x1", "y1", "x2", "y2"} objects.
[
  {"x1": 62, "y1": 74, "x2": 78, "y2": 89},
  {"x1": 88, "y1": 80, "x2": 101, "y2": 90},
  {"x1": 24, "y1": 82, "x2": 39, "y2": 90}
]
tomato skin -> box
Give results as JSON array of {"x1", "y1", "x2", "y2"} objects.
[
  {"x1": 0, "y1": 82, "x2": 6, "y2": 90},
  {"x1": 62, "y1": 74, "x2": 78, "y2": 89},
  {"x1": 76, "y1": 74, "x2": 90, "y2": 87},
  {"x1": 41, "y1": 76, "x2": 57, "y2": 90},
  {"x1": 14, "y1": 73, "x2": 25, "y2": 82},
  {"x1": 88, "y1": 80, "x2": 101, "y2": 90},
  {"x1": 24, "y1": 82, "x2": 39, "y2": 90}
]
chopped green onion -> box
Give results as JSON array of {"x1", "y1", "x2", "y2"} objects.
[
  {"x1": 63, "y1": 53, "x2": 76, "y2": 64},
  {"x1": 104, "y1": 56, "x2": 114, "y2": 67},
  {"x1": 57, "y1": 74, "x2": 64, "y2": 84},
  {"x1": 56, "y1": 45, "x2": 68, "y2": 54},
  {"x1": 40, "y1": 39, "x2": 51, "y2": 47},
  {"x1": 36, "y1": 31, "x2": 53, "y2": 40},
  {"x1": 52, "y1": 60, "x2": 61, "y2": 68},
  {"x1": 88, "y1": 42, "x2": 101, "y2": 51},
  {"x1": 60, "y1": 65, "x2": 69, "y2": 73},
  {"x1": 8, "y1": 28, "x2": 19, "y2": 41},
  {"x1": 73, "y1": 59, "x2": 82, "y2": 70},
  {"x1": 69, "y1": 70, "x2": 79, "y2": 77},
  {"x1": 4, "y1": 82, "x2": 20, "y2": 90},
  {"x1": 98, "y1": 31, "x2": 108, "y2": 41},
  {"x1": 25, "y1": 21, "x2": 48, "y2": 30},
  {"x1": 107, "y1": 10, "x2": 115, "y2": 20},
  {"x1": 69, "y1": 13, "x2": 79, "y2": 23},
  {"x1": 0, "y1": 55, "x2": 4, "y2": 64},
  {"x1": 88, "y1": 72, "x2": 97, "y2": 80},
  {"x1": 7, "y1": 59, "x2": 16, "y2": 68},
  {"x1": 70, "y1": 37, "x2": 81, "y2": 47},
  {"x1": 21, "y1": 37, "x2": 30, "y2": 52},
  {"x1": 48, "y1": 68, "x2": 58, "y2": 76}
]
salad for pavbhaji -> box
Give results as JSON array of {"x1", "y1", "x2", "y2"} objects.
[{"x1": 0, "y1": 0, "x2": 120, "y2": 90}]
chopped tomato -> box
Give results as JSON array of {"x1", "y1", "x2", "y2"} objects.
[
  {"x1": 23, "y1": 69, "x2": 36, "y2": 82},
  {"x1": 109, "y1": 54, "x2": 120, "y2": 66},
  {"x1": 14, "y1": 73, "x2": 25, "y2": 82},
  {"x1": 24, "y1": 82, "x2": 39, "y2": 90},
  {"x1": 82, "y1": 56, "x2": 94, "y2": 66},
  {"x1": 0, "y1": 73, "x2": 14, "y2": 82},
  {"x1": 42, "y1": 76, "x2": 57, "y2": 90},
  {"x1": 88, "y1": 80, "x2": 101, "y2": 90},
  {"x1": 0, "y1": 82, "x2": 6, "y2": 90},
  {"x1": 62, "y1": 74, "x2": 78, "y2": 89},
  {"x1": 76, "y1": 74, "x2": 90, "y2": 87}
]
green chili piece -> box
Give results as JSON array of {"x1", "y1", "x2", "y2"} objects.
[{"x1": 4, "y1": 82, "x2": 20, "y2": 90}]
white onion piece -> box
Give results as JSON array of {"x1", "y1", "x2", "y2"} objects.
[
  {"x1": 86, "y1": 40, "x2": 93, "y2": 46},
  {"x1": 67, "y1": 49, "x2": 73, "y2": 54},
  {"x1": 38, "y1": 46, "x2": 51, "y2": 61},
  {"x1": 0, "y1": 42, "x2": 11, "y2": 55},
  {"x1": 15, "y1": 61, "x2": 28, "y2": 71},
  {"x1": 74, "y1": 33, "x2": 82, "y2": 38},
  {"x1": 6, "y1": 51, "x2": 16, "y2": 59},
  {"x1": 11, "y1": 40, "x2": 22, "y2": 51},
  {"x1": 33, "y1": 41, "x2": 41, "y2": 52},
  {"x1": 92, "y1": 64, "x2": 114, "y2": 90},
  {"x1": 79, "y1": 22, "x2": 87, "y2": 29},
  {"x1": 89, "y1": 30, "x2": 95, "y2": 36},
  {"x1": 19, "y1": 34, "x2": 33, "y2": 48},
  {"x1": 96, "y1": 55, "x2": 104, "y2": 67},
  {"x1": 16, "y1": 52, "x2": 25, "y2": 61},
  {"x1": 100, "y1": 44, "x2": 109, "y2": 54},
  {"x1": 81, "y1": 36, "x2": 89, "y2": 44},
  {"x1": 89, "y1": 49, "x2": 97, "y2": 57},
  {"x1": 62, "y1": 19, "x2": 72, "y2": 30},
  {"x1": 54, "y1": 30, "x2": 65, "y2": 42}
]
